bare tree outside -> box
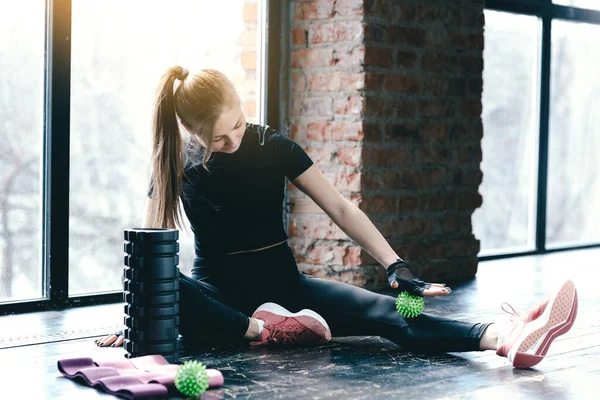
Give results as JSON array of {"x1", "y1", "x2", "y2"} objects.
[
  {"x1": 0, "y1": 0, "x2": 45, "y2": 301},
  {"x1": 474, "y1": 10, "x2": 600, "y2": 254},
  {"x1": 547, "y1": 19, "x2": 600, "y2": 247},
  {"x1": 68, "y1": 0, "x2": 257, "y2": 295},
  {"x1": 2, "y1": 3, "x2": 598, "y2": 301},
  {"x1": 0, "y1": 0, "x2": 259, "y2": 301},
  {"x1": 474, "y1": 11, "x2": 539, "y2": 254}
]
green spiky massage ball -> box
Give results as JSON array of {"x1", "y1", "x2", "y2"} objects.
[
  {"x1": 175, "y1": 360, "x2": 209, "y2": 397},
  {"x1": 395, "y1": 291, "x2": 424, "y2": 318}
]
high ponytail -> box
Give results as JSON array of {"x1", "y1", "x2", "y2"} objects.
[
  {"x1": 146, "y1": 66, "x2": 188, "y2": 229},
  {"x1": 145, "y1": 66, "x2": 241, "y2": 229}
]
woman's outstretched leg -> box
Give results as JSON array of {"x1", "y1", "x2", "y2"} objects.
[
  {"x1": 285, "y1": 275, "x2": 578, "y2": 367},
  {"x1": 285, "y1": 275, "x2": 490, "y2": 353}
]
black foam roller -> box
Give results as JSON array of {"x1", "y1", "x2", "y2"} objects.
[
  {"x1": 123, "y1": 227, "x2": 180, "y2": 361},
  {"x1": 124, "y1": 254, "x2": 180, "y2": 268},
  {"x1": 124, "y1": 228, "x2": 179, "y2": 242},
  {"x1": 124, "y1": 339, "x2": 177, "y2": 354},
  {"x1": 124, "y1": 241, "x2": 179, "y2": 256},
  {"x1": 124, "y1": 264, "x2": 177, "y2": 281},
  {"x1": 123, "y1": 278, "x2": 179, "y2": 294},
  {"x1": 124, "y1": 291, "x2": 179, "y2": 306},
  {"x1": 125, "y1": 303, "x2": 179, "y2": 318}
]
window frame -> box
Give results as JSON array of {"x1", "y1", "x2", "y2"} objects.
[
  {"x1": 0, "y1": 0, "x2": 279, "y2": 315},
  {"x1": 481, "y1": 0, "x2": 600, "y2": 261}
]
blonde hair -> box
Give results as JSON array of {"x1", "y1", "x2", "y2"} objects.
[{"x1": 146, "y1": 66, "x2": 240, "y2": 229}]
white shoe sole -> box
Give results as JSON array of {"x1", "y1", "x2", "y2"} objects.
[{"x1": 507, "y1": 279, "x2": 578, "y2": 368}]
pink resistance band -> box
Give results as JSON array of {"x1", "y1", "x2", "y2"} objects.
[{"x1": 57, "y1": 354, "x2": 224, "y2": 399}]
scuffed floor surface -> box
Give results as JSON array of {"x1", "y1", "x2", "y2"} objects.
[{"x1": 1, "y1": 249, "x2": 599, "y2": 399}]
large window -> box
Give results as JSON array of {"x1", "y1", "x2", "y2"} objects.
[
  {"x1": 473, "y1": 11, "x2": 540, "y2": 255},
  {"x1": 1, "y1": 0, "x2": 269, "y2": 311},
  {"x1": 547, "y1": 19, "x2": 600, "y2": 248},
  {"x1": 0, "y1": 1, "x2": 45, "y2": 302},
  {"x1": 479, "y1": 0, "x2": 600, "y2": 258},
  {"x1": 69, "y1": 0, "x2": 264, "y2": 295}
]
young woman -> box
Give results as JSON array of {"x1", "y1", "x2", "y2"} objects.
[{"x1": 96, "y1": 67, "x2": 578, "y2": 368}]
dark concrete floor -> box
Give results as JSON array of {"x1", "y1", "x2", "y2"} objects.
[{"x1": 1, "y1": 248, "x2": 599, "y2": 399}]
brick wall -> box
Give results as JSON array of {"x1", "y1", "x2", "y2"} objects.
[
  {"x1": 286, "y1": 0, "x2": 485, "y2": 288},
  {"x1": 288, "y1": 0, "x2": 373, "y2": 287}
]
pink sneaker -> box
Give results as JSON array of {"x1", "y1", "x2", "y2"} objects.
[
  {"x1": 250, "y1": 302, "x2": 332, "y2": 346},
  {"x1": 496, "y1": 279, "x2": 578, "y2": 368}
]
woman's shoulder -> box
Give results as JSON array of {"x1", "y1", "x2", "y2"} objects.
[{"x1": 245, "y1": 122, "x2": 293, "y2": 148}]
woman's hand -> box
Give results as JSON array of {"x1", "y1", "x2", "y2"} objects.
[{"x1": 387, "y1": 259, "x2": 451, "y2": 297}]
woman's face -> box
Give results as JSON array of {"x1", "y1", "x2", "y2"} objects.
[{"x1": 208, "y1": 105, "x2": 246, "y2": 154}]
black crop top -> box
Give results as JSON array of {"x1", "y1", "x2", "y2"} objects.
[{"x1": 149, "y1": 123, "x2": 314, "y2": 263}]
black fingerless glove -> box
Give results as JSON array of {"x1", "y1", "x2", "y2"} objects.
[{"x1": 386, "y1": 259, "x2": 431, "y2": 297}]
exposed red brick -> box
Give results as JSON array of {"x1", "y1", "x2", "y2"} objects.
[
  {"x1": 291, "y1": 97, "x2": 334, "y2": 116},
  {"x1": 396, "y1": 50, "x2": 417, "y2": 68},
  {"x1": 308, "y1": 71, "x2": 341, "y2": 91},
  {"x1": 309, "y1": 21, "x2": 363, "y2": 44},
  {"x1": 292, "y1": 28, "x2": 307, "y2": 46},
  {"x1": 306, "y1": 121, "x2": 364, "y2": 141},
  {"x1": 364, "y1": 0, "x2": 393, "y2": 17},
  {"x1": 290, "y1": 124, "x2": 306, "y2": 141},
  {"x1": 293, "y1": 0, "x2": 336, "y2": 20},
  {"x1": 286, "y1": 0, "x2": 485, "y2": 287},
  {"x1": 334, "y1": 0, "x2": 364, "y2": 16},
  {"x1": 385, "y1": 74, "x2": 421, "y2": 93},
  {"x1": 456, "y1": 144, "x2": 482, "y2": 164},
  {"x1": 335, "y1": 95, "x2": 365, "y2": 115},
  {"x1": 362, "y1": 147, "x2": 412, "y2": 168},
  {"x1": 364, "y1": 47, "x2": 393, "y2": 67},
  {"x1": 365, "y1": 72, "x2": 384, "y2": 90},
  {"x1": 243, "y1": 3, "x2": 257, "y2": 22},
  {"x1": 340, "y1": 72, "x2": 365, "y2": 90},
  {"x1": 241, "y1": 51, "x2": 257, "y2": 69},
  {"x1": 243, "y1": 100, "x2": 256, "y2": 118},
  {"x1": 337, "y1": 147, "x2": 361, "y2": 167},
  {"x1": 361, "y1": 195, "x2": 396, "y2": 215},
  {"x1": 291, "y1": 73, "x2": 307, "y2": 92},
  {"x1": 386, "y1": 26, "x2": 426, "y2": 47},
  {"x1": 460, "y1": 99, "x2": 483, "y2": 118},
  {"x1": 291, "y1": 48, "x2": 334, "y2": 68},
  {"x1": 414, "y1": 146, "x2": 450, "y2": 165},
  {"x1": 333, "y1": 45, "x2": 365, "y2": 66},
  {"x1": 306, "y1": 147, "x2": 333, "y2": 167}
]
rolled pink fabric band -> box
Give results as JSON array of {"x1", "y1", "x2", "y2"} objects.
[
  {"x1": 207, "y1": 369, "x2": 224, "y2": 387},
  {"x1": 57, "y1": 354, "x2": 224, "y2": 399}
]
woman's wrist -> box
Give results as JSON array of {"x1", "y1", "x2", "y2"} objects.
[{"x1": 382, "y1": 256, "x2": 403, "y2": 271}]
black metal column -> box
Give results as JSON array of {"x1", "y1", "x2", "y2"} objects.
[{"x1": 45, "y1": 0, "x2": 72, "y2": 306}]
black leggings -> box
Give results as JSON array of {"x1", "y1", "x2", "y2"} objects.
[{"x1": 178, "y1": 242, "x2": 491, "y2": 353}]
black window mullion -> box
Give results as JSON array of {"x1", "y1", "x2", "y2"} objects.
[
  {"x1": 535, "y1": 13, "x2": 552, "y2": 252},
  {"x1": 45, "y1": 0, "x2": 71, "y2": 306},
  {"x1": 552, "y1": 5, "x2": 600, "y2": 24},
  {"x1": 265, "y1": 0, "x2": 282, "y2": 131},
  {"x1": 485, "y1": 0, "x2": 546, "y2": 15}
]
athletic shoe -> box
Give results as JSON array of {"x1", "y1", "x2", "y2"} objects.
[
  {"x1": 250, "y1": 302, "x2": 331, "y2": 346},
  {"x1": 496, "y1": 279, "x2": 578, "y2": 368}
]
